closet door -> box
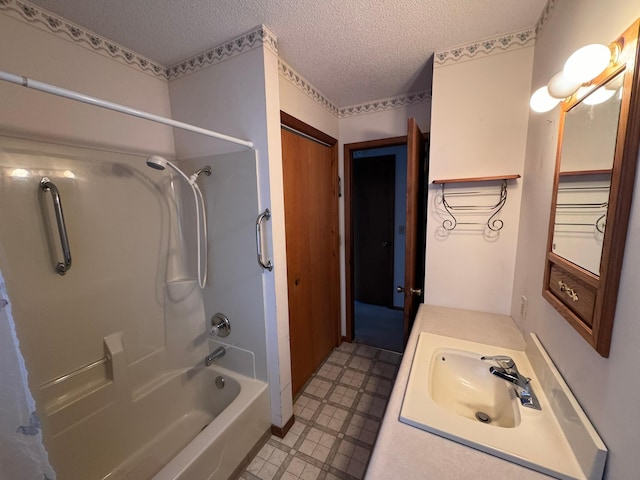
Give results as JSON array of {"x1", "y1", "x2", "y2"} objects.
[{"x1": 281, "y1": 115, "x2": 340, "y2": 397}]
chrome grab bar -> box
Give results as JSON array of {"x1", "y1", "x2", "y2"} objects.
[
  {"x1": 40, "y1": 177, "x2": 72, "y2": 275},
  {"x1": 255, "y1": 208, "x2": 273, "y2": 271},
  {"x1": 39, "y1": 356, "x2": 109, "y2": 390}
]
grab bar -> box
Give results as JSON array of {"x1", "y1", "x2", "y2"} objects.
[
  {"x1": 255, "y1": 208, "x2": 273, "y2": 271},
  {"x1": 39, "y1": 356, "x2": 109, "y2": 390},
  {"x1": 40, "y1": 177, "x2": 72, "y2": 275}
]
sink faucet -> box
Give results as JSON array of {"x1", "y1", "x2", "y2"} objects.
[
  {"x1": 481, "y1": 355, "x2": 541, "y2": 410},
  {"x1": 205, "y1": 346, "x2": 226, "y2": 366}
]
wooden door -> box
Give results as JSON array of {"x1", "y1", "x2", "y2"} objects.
[
  {"x1": 402, "y1": 118, "x2": 426, "y2": 343},
  {"x1": 281, "y1": 121, "x2": 340, "y2": 398},
  {"x1": 353, "y1": 155, "x2": 395, "y2": 306}
]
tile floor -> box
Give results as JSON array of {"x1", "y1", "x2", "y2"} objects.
[{"x1": 239, "y1": 342, "x2": 402, "y2": 480}]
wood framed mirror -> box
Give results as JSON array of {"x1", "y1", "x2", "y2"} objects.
[{"x1": 543, "y1": 18, "x2": 640, "y2": 357}]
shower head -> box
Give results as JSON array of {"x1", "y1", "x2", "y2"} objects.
[
  {"x1": 145, "y1": 154, "x2": 208, "y2": 289},
  {"x1": 146, "y1": 155, "x2": 168, "y2": 170},
  {"x1": 147, "y1": 155, "x2": 193, "y2": 185}
]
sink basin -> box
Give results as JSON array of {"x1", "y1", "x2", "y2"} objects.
[
  {"x1": 429, "y1": 348, "x2": 520, "y2": 428},
  {"x1": 400, "y1": 332, "x2": 607, "y2": 480}
]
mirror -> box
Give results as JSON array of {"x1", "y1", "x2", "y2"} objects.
[
  {"x1": 543, "y1": 19, "x2": 640, "y2": 357},
  {"x1": 552, "y1": 73, "x2": 623, "y2": 275}
]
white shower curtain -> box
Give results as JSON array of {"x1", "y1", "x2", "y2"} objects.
[{"x1": 0, "y1": 269, "x2": 56, "y2": 480}]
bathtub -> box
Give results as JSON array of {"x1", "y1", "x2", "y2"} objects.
[
  {"x1": 100, "y1": 366, "x2": 270, "y2": 480},
  {"x1": 152, "y1": 366, "x2": 270, "y2": 480}
]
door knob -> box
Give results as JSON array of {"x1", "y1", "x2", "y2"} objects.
[{"x1": 397, "y1": 286, "x2": 421, "y2": 295}]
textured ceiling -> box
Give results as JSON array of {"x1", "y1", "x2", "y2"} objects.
[{"x1": 28, "y1": 0, "x2": 547, "y2": 107}]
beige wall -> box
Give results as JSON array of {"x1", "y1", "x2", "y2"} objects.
[
  {"x1": 426, "y1": 46, "x2": 533, "y2": 315},
  {"x1": 168, "y1": 45, "x2": 293, "y2": 428},
  {"x1": 512, "y1": 1, "x2": 640, "y2": 478},
  {"x1": 0, "y1": 13, "x2": 174, "y2": 155},
  {"x1": 279, "y1": 75, "x2": 339, "y2": 139}
]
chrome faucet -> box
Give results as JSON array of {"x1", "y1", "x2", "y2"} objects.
[
  {"x1": 205, "y1": 346, "x2": 226, "y2": 366},
  {"x1": 481, "y1": 355, "x2": 541, "y2": 410}
]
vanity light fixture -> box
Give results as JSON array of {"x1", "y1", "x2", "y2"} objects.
[
  {"x1": 530, "y1": 42, "x2": 620, "y2": 112},
  {"x1": 564, "y1": 44, "x2": 613, "y2": 84},
  {"x1": 582, "y1": 86, "x2": 617, "y2": 106},
  {"x1": 547, "y1": 71, "x2": 582, "y2": 98},
  {"x1": 530, "y1": 86, "x2": 561, "y2": 113}
]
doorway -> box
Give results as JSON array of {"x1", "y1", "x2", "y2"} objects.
[
  {"x1": 352, "y1": 148, "x2": 407, "y2": 352},
  {"x1": 345, "y1": 122, "x2": 428, "y2": 353}
]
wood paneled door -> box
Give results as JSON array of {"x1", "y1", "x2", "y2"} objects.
[
  {"x1": 281, "y1": 112, "x2": 340, "y2": 398},
  {"x1": 402, "y1": 118, "x2": 427, "y2": 343}
]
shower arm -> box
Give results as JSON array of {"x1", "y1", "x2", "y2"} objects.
[{"x1": 0, "y1": 70, "x2": 254, "y2": 149}]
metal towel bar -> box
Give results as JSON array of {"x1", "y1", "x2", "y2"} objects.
[
  {"x1": 256, "y1": 208, "x2": 273, "y2": 271},
  {"x1": 40, "y1": 177, "x2": 72, "y2": 275}
]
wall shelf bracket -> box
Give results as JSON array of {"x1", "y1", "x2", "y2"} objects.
[{"x1": 432, "y1": 175, "x2": 520, "y2": 232}]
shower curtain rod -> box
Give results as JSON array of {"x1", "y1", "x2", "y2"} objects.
[{"x1": 0, "y1": 70, "x2": 254, "y2": 149}]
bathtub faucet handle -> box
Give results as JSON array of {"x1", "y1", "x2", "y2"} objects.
[{"x1": 210, "y1": 313, "x2": 231, "y2": 337}]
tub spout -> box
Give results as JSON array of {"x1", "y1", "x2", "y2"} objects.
[{"x1": 205, "y1": 346, "x2": 226, "y2": 366}]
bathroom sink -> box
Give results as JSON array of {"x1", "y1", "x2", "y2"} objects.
[
  {"x1": 400, "y1": 332, "x2": 607, "y2": 480},
  {"x1": 428, "y1": 348, "x2": 520, "y2": 428}
]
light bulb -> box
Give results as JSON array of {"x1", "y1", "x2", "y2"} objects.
[
  {"x1": 530, "y1": 86, "x2": 561, "y2": 113},
  {"x1": 583, "y1": 87, "x2": 616, "y2": 106},
  {"x1": 564, "y1": 44, "x2": 611, "y2": 84},
  {"x1": 547, "y1": 71, "x2": 581, "y2": 99}
]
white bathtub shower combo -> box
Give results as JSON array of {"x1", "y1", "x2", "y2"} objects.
[{"x1": 0, "y1": 78, "x2": 272, "y2": 480}]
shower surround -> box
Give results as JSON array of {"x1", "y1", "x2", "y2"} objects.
[{"x1": 0, "y1": 135, "x2": 270, "y2": 479}]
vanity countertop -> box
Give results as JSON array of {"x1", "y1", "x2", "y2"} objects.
[{"x1": 365, "y1": 304, "x2": 554, "y2": 480}]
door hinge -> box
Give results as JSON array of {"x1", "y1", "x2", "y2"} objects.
[{"x1": 338, "y1": 176, "x2": 342, "y2": 197}]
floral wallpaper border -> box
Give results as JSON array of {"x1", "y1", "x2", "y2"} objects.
[
  {"x1": 535, "y1": 0, "x2": 559, "y2": 36},
  {"x1": 278, "y1": 59, "x2": 339, "y2": 116},
  {"x1": 278, "y1": 60, "x2": 430, "y2": 118},
  {"x1": 0, "y1": 0, "x2": 277, "y2": 81},
  {"x1": 2, "y1": 0, "x2": 546, "y2": 115},
  {"x1": 0, "y1": 0, "x2": 166, "y2": 79},
  {"x1": 166, "y1": 26, "x2": 278, "y2": 80},
  {"x1": 338, "y1": 92, "x2": 431, "y2": 118},
  {"x1": 434, "y1": 0, "x2": 559, "y2": 68},
  {"x1": 435, "y1": 28, "x2": 536, "y2": 67}
]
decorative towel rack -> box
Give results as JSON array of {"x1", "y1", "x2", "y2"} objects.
[
  {"x1": 432, "y1": 175, "x2": 520, "y2": 232},
  {"x1": 555, "y1": 170, "x2": 611, "y2": 233},
  {"x1": 554, "y1": 184, "x2": 609, "y2": 233}
]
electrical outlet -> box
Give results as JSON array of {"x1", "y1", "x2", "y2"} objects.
[{"x1": 520, "y1": 295, "x2": 528, "y2": 322}]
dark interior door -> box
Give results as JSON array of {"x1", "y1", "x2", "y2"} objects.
[
  {"x1": 281, "y1": 126, "x2": 340, "y2": 398},
  {"x1": 403, "y1": 118, "x2": 426, "y2": 343},
  {"x1": 353, "y1": 155, "x2": 395, "y2": 306}
]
